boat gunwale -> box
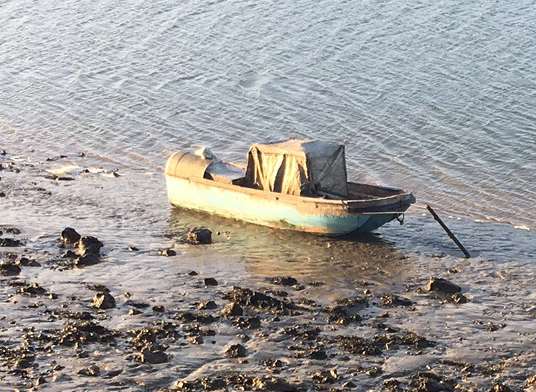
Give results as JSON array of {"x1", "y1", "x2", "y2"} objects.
[{"x1": 165, "y1": 174, "x2": 414, "y2": 210}]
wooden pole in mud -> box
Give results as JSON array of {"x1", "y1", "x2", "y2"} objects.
[{"x1": 426, "y1": 205, "x2": 471, "y2": 258}]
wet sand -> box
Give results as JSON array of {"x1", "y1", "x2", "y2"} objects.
[{"x1": 1, "y1": 149, "x2": 536, "y2": 391}]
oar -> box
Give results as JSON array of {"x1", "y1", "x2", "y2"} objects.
[{"x1": 426, "y1": 204, "x2": 471, "y2": 258}]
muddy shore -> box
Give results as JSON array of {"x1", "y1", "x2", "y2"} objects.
[{"x1": 1, "y1": 150, "x2": 536, "y2": 391}]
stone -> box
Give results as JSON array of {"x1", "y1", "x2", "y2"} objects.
[
  {"x1": 60, "y1": 227, "x2": 81, "y2": 245},
  {"x1": 187, "y1": 335, "x2": 204, "y2": 344},
  {"x1": 225, "y1": 343, "x2": 246, "y2": 358},
  {"x1": 91, "y1": 292, "x2": 116, "y2": 309},
  {"x1": 186, "y1": 228, "x2": 212, "y2": 244},
  {"x1": 18, "y1": 282, "x2": 47, "y2": 296},
  {"x1": 425, "y1": 277, "x2": 461, "y2": 295},
  {"x1": 308, "y1": 348, "x2": 328, "y2": 360},
  {"x1": 159, "y1": 248, "x2": 176, "y2": 256},
  {"x1": 139, "y1": 346, "x2": 168, "y2": 364},
  {"x1": 233, "y1": 316, "x2": 261, "y2": 330},
  {"x1": 380, "y1": 294, "x2": 414, "y2": 307},
  {"x1": 449, "y1": 292, "x2": 468, "y2": 304},
  {"x1": 489, "y1": 383, "x2": 511, "y2": 392},
  {"x1": 0, "y1": 238, "x2": 22, "y2": 247},
  {"x1": 78, "y1": 364, "x2": 100, "y2": 377},
  {"x1": 75, "y1": 253, "x2": 100, "y2": 267},
  {"x1": 204, "y1": 277, "x2": 218, "y2": 286},
  {"x1": 198, "y1": 300, "x2": 218, "y2": 310},
  {"x1": 17, "y1": 257, "x2": 41, "y2": 267},
  {"x1": 62, "y1": 250, "x2": 77, "y2": 259},
  {"x1": 0, "y1": 262, "x2": 21, "y2": 276},
  {"x1": 77, "y1": 236, "x2": 103, "y2": 256},
  {"x1": 222, "y1": 302, "x2": 243, "y2": 317},
  {"x1": 270, "y1": 276, "x2": 298, "y2": 286}
]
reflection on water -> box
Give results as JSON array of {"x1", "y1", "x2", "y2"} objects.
[{"x1": 168, "y1": 207, "x2": 414, "y2": 298}]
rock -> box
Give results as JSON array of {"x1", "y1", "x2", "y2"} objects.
[
  {"x1": 104, "y1": 368, "x2": 123, "y2": 378},
  {"x1": 335, "y1": 335, "x2": 382, "y2": 355},
  {"x1": 198, "y1": 300, "x2": 218, "y2": 310},
  {"x1": 380, "y1": 294, "x2": 414, "y2": 307},
  {"x1": 489, "y1": 383, "x2": 511, "y2": 392},
  {"x1": 152, "y1": 305, "x2": 165, "y2": 312},
  {"x1": 60, "y1": 227, "x2": 81, "y2": 245},
  {"x1": 78, "y1": 364, "x2": 100, "y2": 377},
  {"x1": 187, "y1": 335, "x2": 204, "y2": 344},
  {"x1": 224, "y1": 286, "x2": 293, "y2": 315},
  {"x1": 33, "y1": 376, "x2": 47, "y2": 386},
  {"x1": 77, "y1": 236, "x2": 103, "y2": 256},
  {"x1": 252, "y1": 376, "x2": 299, "y2": 391},
  {"x1": 225, "y1": 343, "x2": 246, "y2": 358},
  {"x1": 0, "y1": 191, "x2": 5, "y2": 197},
  {"x1": 175, "y1": 311, "x2": 216, "y2": 324},
  {"x1": 270, "y1": 276, "x2": 298, "y2": 286},
  {"x1": 448, "y1": 292, "x2": 468, "y2": 304},
  {"x1": 188, "y1": 270, "x2": 198, "y2": 276},
  {"x1": 186, "y1": 228, "x2": 212, "y2": 244},
  {"x1": 62, "y1": 250, "x2": 77, "y2": 259},
  {"x1": 0, "y1": 238, "x2": 22, "y2": 247},
  {"x1": 308, "y1": 348, "x2": 328, "y2": 360},
  {"x1": 139, "y1": 346, "x2": 168, "y2": 364},
  {"x1": 222, "y1": 302, "x2": 243, "y2": 317},
  {"x1": 159, "y1": 248, "x2": 176, "y2": 256},
  {"x1": 125, "y1": 300, "x2": 150, "y2": 309},
  {"x1": 367, "y1": 366, "x2": 383, "y2": 377},
  {"x1": 425, "y1": 277, "x2": 461, "y2": 295},
  {"x1": 75, "y1": 253, "x2": 100, "y2": 267},
  {"x1": 410, "y1": 372, "x2": 454, "y2": 392},
  {"x1": 17, "y1": 257, "x2": 41, "y2": 267},
  {"x1": 326, "y1": 297, "x2": 368, "y2": 325},
  {"x1": 204, "y1": 277, "x2": 218, "y2": 286},
  {"x1": 128, "y1": 245, "x2": 139, "y2": 251},
  {"x1": 233, "y1": 316, "x2": 261, "y2": 329},
  {"x1": 129, "y1": 308, "x2": 142, "y2": 316},
  {"x1": 0, "y1": 262, "x2": 21, "y2": 276},
  {"x1": 526, "y1": 375, "x2": 536, "y2": 386},
  {"x1": 91, "y1": 292, "x2": 116, "y2": 309},
  {"x1": 313, "y1": 368, "x2": 339, "y2": 384},
  {"x1": 18, "y1": 282, "x2": 47, "y2": 296}
]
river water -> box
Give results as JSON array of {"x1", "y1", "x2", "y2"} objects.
[{"x1": 1, "y1": 0, "x2": 536, "y2": 390}]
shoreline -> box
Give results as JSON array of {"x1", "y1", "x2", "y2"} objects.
[{"x1": 1, "y1": 150, "x2": 536, "y2": 391}]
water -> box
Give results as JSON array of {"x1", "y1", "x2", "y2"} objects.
[
  {"x1": 2, "y1": 0, "x2": 536, "y2": 228},
  {"x1": 1, "y1": 0, "x2": 536, "y2": 390}
]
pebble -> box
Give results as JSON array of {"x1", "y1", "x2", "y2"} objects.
[
  {"x1": 204, "y1": 277, "x2": 218, "y2": 286},
  {"x1": 225, "y1": 344, "x2": 247, "y2": 358},
  {"x1": 91, "y1": 292, "x2": 116, "y2": 309}
]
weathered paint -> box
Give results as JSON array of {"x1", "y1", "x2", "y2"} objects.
[{"x1": 166, "y1": 175, "x2": 401, "y2": 235}]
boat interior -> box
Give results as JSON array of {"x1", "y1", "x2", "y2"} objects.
[{"x1": 202, "y1": 161, "x2": 403, "y2": 201}]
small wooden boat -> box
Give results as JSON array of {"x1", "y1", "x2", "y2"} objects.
[{"x1": 165, "y1": 140, "x2": 415, "y2": 236}]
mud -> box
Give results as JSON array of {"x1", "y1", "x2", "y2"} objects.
[{"x1": 1, "y1": 149, "x2": 536, "y2": 391}]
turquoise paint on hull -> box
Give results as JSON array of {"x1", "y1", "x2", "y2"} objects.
[{"x1": 166, "y1": 176, "x2": 400, "y2": 235}]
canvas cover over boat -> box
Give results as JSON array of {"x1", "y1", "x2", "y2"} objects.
[{"x1": 245, "y1": 139, "x2": 348, "y2": 197}]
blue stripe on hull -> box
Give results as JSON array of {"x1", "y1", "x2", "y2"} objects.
[{"x1": 166, "y1": 176, "x2": 399, "y2": 235}]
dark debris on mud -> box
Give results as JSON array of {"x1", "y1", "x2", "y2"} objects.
[{"x1": 0, "y1": 217, "x2": 531, "y2": 391}]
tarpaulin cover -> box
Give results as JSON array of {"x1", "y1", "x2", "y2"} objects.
[{"x1": 245, "y1": 139, "x2": 348, "y2": 196}]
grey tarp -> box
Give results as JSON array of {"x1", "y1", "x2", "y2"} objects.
[{"x1": 245, "y1": 139, "x2": 348, "y2": 197}]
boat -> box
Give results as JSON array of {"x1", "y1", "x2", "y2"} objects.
[{"x1": 165, "y1": 139, "x2": 415, "y2": 236}]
